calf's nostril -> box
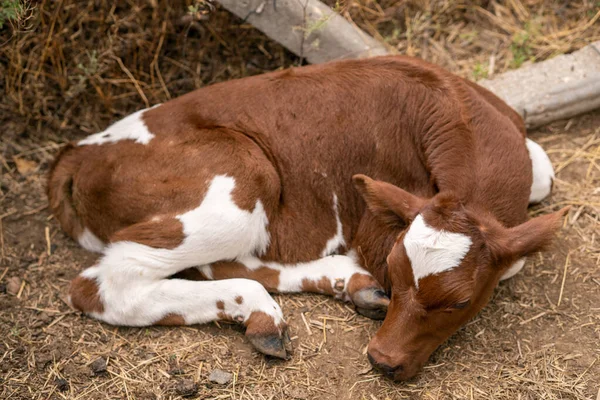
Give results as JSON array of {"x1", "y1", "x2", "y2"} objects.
[{"x1": 367, "y1": 352, "x2": 402, "y2": 378}]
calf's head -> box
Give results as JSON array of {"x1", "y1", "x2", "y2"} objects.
[{"x1": 353, "y1": 175, "x2": 567, "y2": 381}]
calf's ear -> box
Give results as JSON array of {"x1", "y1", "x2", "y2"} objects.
[
  {"x1": 489, "y1": 207, "x2": 570, "y2": 261},
  {"x1": 353, "y1": 174, "x2": 428, "y2": 226}
]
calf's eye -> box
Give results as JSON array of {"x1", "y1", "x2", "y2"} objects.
[{"x1": 453, "y1": 300, "x2": 470, "y2": 309}]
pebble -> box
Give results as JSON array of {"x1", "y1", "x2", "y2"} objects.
[
  {"x1": 90, "y1": 357, "x2": 107, "y2": 375},
  {"x1": 208, "y1": 368, "x2": 233, "y2": 385},
  {"x1": 175, "y1": 379, "x2": 198, "y2": 397},
  {"x1": 54, "y1": 378, "x2": 69, "y2": 392},
  {"x1": 6, "y1": 277, "x2": 21, "y2": 295}
]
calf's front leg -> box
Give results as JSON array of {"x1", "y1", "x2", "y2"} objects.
[{"x1": 196, "y1": 252, "x2": 390, "y2": 319}]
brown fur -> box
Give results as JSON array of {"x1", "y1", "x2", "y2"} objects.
[
  {"x1": 346, "y1": 273, "x2": 379, "y2": 296},
  {"x1": 47, "y1": 144, "x2": 85, "y2": 241},
  {"x1": 110, "y1": 217, "x2": 184, "y2": 249},
  {"x1": 69, "y1": 276, "x2": 104, "y2": 314},
  {"x1": 154, "y1": 313, "x2": 186, "y2": 326},
  {"x1": 170, "y1": 268, "x2": 208, "y2": 281},
  {"x1": 209, "y1": 262, "x2": 281, "y2": 292},
  {"x1": 244, "y1": 311, "x2": 282, "y2": 335},
  {"x1": 300, "y1": 276, "x2": 334, "y2": 294}
]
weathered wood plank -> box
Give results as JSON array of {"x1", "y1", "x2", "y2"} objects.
[{"x1": 216, "y1": 0, "x2": 387, "y2": 64}]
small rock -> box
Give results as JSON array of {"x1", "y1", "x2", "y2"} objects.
[
  {"x1": 38, "y1": 312, "x2": 51, "y2": 323},
  {"x1": 6, "y1": 277, "x2": 21, "y2": 295},
  {"x1": 90, "y1": 357, "x2": 107, "y2": 375},
  {"x1": 54, "y1": 377, "x2": 69, "y2": 392},
  {"x1": 208, "y1": 368, "x2": 233, "y2": 385},
  {"x1": 168, "y1": 356, "x2": 184, "y2": 375},
  {"x1": 174, "y1": 379, "x2": 198, "y2": 397}
]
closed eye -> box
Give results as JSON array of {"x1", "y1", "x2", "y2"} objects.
[{"x1": 453, "y1": 299, "x2": 471, "y2": 310}]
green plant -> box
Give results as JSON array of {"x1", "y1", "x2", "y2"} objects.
[
  {"x1": 472, "y1": 62, "x2": 488, "y2": 80},
  {"x1": 509, "y1": 21, "x2": 540, "y2": 69},
  {"x1": 0, "y1": 0, "x2": 28, "y2": 29},
  {"x1": 187, "y1": 0, "x2": 214, "y2": 17}
]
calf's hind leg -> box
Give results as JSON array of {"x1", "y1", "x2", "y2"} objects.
[{"x1": 69, "y1": 175, "x2": 290, "y2": 358}]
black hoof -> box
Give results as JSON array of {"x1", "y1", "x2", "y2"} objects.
[{"x1": 356, "y1": 306, "x2": 387, "y2": 320}]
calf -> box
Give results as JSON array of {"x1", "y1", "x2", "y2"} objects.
[{"x1": 48, "y1": 56, "x2": 564, "y2": 380}]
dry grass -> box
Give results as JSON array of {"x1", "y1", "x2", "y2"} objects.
[
  {"x1": 327, "y1": 0, "x2": 600, "y2": 79},
  {"x1": 1, "y1": 1, "x2": 599, "y2": 399}
]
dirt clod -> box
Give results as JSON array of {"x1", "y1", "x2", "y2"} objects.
[
  {"x1": 174, "y1": 379, "x2": 198, "y2": 397},
  {"x1": 208, "y1": 368, "x2": 233, "y2": 385},
  {"x1": 6, "y1": 277, "x2": 21, "y2": 295},
  {"x1": 90, "y1": 357, "x2": 107, "y2": 375},
  {"x1": 54, "y1": 378, "x2": 69, "y2": 392}
]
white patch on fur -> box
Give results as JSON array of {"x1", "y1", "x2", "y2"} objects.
[
  {"x1": 78, "y1": 228, "x2": 105, "y2": 253},
  {"x1": 500, "y1": 257, "x2": 526, "y2": 281},
  {"x1": 526, "y1": 138, "x2": 555, "y2": 204},
  {"x1": 404, "y1": 215, "x2": 472, "y2": 288},
  {"x1": 321, "y1": 194, "x2": 346, "y2": 257},
  {"x1": 76, "y1": 175, "x2": 282, "y2": 328},
  {"x1": 78, "y1": 105, "x2": 160, "y2": 146},
  {"x1": 177, "y1": 175, "x2": 271, "y2": 259}
]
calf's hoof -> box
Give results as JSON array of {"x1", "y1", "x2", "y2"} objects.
[
  {"x1": 247, "y1": 329, "x2": 291, "y2": 359},
  {"x1": 355, "y1": 306, "x2": 387, "y2": 320},
  {"x1": 245, "y1": 311, "x2": 291, "y2": 359},
  {"x1": 351, "y1": 287, "x2": 390, "y2": 320}
]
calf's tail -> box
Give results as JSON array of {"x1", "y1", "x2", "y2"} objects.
[{"x1": 47, "y1": 143, "x2": 85, "y2": 242}]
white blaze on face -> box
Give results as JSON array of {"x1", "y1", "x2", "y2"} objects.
[
  {"x1": 404, "y1": 215, "x2": 473, "y2": 288},
  {"x1": 78, "y1": 105, "x2": 160, "y2": 146},
  {"x1": 526, "y1": 138, "x2": 555, "y2": 204},
  {"x1": 321, "y1": 193, "x2": 346, "y2": 257}
]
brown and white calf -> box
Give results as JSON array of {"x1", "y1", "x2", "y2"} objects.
[{"x1": 48, "y1": 56, "x2": 564, "y2": 380}]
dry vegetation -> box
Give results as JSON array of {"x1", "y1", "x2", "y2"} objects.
[{"x1": 1, "y1": 1, "x2": 599, "y2": 399}]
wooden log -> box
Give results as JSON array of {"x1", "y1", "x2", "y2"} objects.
[
  {"x1": 478, "y1": 42, "x2": 600, "y2": 128},
  {"x1": 216, "y1": 0, "x2": 388, "y2": 64}
]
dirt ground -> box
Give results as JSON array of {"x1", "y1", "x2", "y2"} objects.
[{"x1": 1, "y1": 1, "x2": 599, "y2": 399}]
